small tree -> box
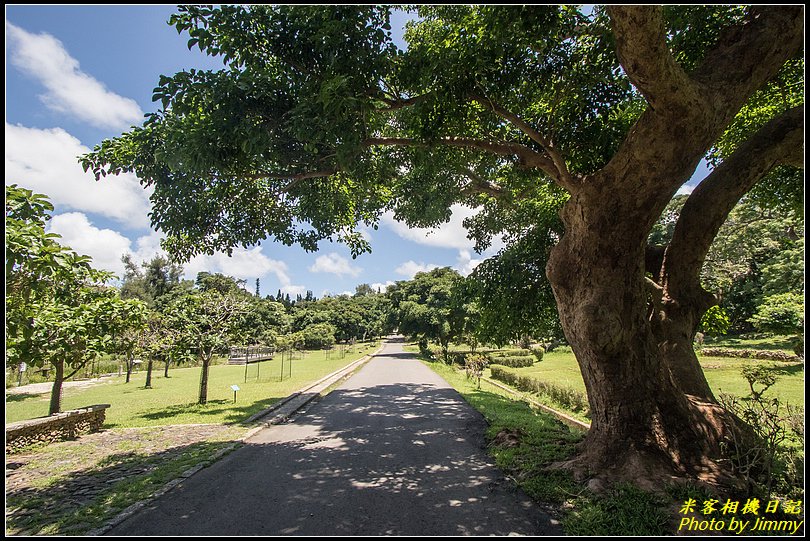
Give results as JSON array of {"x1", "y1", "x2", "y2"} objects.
[
  {"x1": 299, "y1": 322, "x2": 337, "y2": 350},
  {"x1": 6, "y1": 184, "x2": 149, "y2": 413},
  {"x1": 166, "y1": 289, "x2": 250, "y2": 404}
]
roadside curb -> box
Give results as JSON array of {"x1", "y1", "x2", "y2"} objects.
[
  {"x1": 87, "y1": 341, "x2": 386, "y2": 536},
  {"x1": 480, "y1": 376, "x2": 591, "y2": 432}
]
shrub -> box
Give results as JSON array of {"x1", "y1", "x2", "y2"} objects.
[
  {"x1": 699, "y1": 348, "x2": 800, "y2": 361},
  {"x1": 748, "y1": 293, "x2": 804, "y2": 336},
  {"x1": 299, "y1": 323, "x2": 336, "y2": 350},
  {"x1": 490, "y1": 355, "x2": 535, "y2": 368},
  {"x1": 490, "y1": 365, "x2": 590, "y2": 414},
  {"x1": 488, "y1": 349, "x2": 532, "y2": 358},
  {"x1": 464, "y1": 353, "x2": 487, "y2": 388},
  {"x1": 530, "y1": 346, "x2": 545, "y2": 362}
]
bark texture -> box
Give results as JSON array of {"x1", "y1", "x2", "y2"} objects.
[{"x1": 544, "y1": 6, "x2": 804, "y2": 489}]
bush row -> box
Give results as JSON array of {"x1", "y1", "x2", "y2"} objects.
[
  {"x1": 489, "y1": 355, "x2": 535, "y2": 368},
  {"x1": 700, "y1": 348, "x2": 800, "y2": 361},
  {"x1": 489, "y1": 365, "x2": 590, "y2": 414},
  {"x1": 488, "y1": 349, "x2": 533, "y2": 358}
]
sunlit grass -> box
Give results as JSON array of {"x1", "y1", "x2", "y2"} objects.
[{"x1": 5, "y1": 342, "x2": 379, "y2": 428}]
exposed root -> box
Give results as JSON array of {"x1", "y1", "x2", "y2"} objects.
[{"x1": 490, "y1": 428, "x2": 525, "y2": 449}]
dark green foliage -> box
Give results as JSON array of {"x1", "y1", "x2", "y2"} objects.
[
  {"x1": 464, "y1": 224, "x2": 565, "y2": 348},
  {"x1": 748, "y1": 293, "x2": 804, "y2": 336},
  {"x1": 298, "y1": 322, "x2": 337, "y2": 350},
  {"x1": 490, "y1": 365, "x2": 589, "y2": 414},
  {"x1": 489, "y1": 356, "x2": 535, "y2": 369},
  {"x1": 650, "y1": 196, "x2": 805, "y2": 334}
]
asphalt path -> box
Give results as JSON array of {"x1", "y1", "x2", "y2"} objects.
[{"x1": 106, "y1": 337, "x2": 562, "y2": 536}]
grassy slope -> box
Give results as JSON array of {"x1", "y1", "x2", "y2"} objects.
[
  {"x1": 5, "y1": 342, "x2": 379, "y2": 427},
  {"x1": 504, "y1": 347, "x2": 804, "y2": 409}
]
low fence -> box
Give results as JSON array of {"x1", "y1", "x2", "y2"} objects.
[
  {"x1": 228, "y1": 346, "x2": 275, "y2": 365},
  {"x1": 6, "y1": 404, "x2": 110, "y2": 454}
]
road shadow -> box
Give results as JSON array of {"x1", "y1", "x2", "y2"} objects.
[
  {"x1": 108, "y1": 381, "x2": 563, "y2": 536},
  {"x1": 5, "y1": 439, "x2": 240, "y2": 535}
]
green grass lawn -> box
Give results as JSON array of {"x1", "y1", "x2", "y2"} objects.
[
  {"x1": 499, "y1": 348, "x2": 804, "y2": 410},
  {"x1": 5, "y1": 342, "x2": 379, "y2": 428}
]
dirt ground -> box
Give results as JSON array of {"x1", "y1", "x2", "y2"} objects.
[
  {"x1": 5, "y1": 424, "x2": 245, "y2": 535},
  {"x1": 6, "y1": 376, "x2": 117, "y2": 395}
]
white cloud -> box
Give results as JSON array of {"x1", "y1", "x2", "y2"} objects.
[
  {"x1": 5, "y1": 123, "x2": 152, "y2": 229},
  {"x1": 7, "y1": 22, "x2": 143, "y2": 130},
  {"x1": 46, "y1": 214, "x2": 309, "y2": 296},
  {"x1": 395, "y1": 260, "x2": 440, "y2": 279},
  {"x1": 186, "y1": 247, "x2": 307, "y2": 296},
  {"x1": 381, "y1": 204, "x2": 478, "y2": 250},
  {"x1": 370, "y1": 281, "x2": 395, "y2": 293},
  {"x1": 47, "y1": 213, "x2": 134, "y2": 276},
  {"x1": 455, "y1": 250, "x2": 483, "y2": 277},
  {"x1": 676, "y1": 183, "x2": 695, "y2": 196},
  {"x1": 309, "y1": 252, "x2": 362, "y2": 278}
]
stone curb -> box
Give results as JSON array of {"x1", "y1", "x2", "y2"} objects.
[
  {"x1": 480, "y1": 376, "x2": 591, "y2": 432},
  {"x1": 87, "y1": 342, "x2": 386, "y2": 536}
]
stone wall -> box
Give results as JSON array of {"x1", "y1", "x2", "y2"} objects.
[{"x1": 6, "y1": 405, "x2": 110, "y2": 454}]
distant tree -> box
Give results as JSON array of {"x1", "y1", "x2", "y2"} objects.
[
  {"x1": 388, "y1": 268, "x2": 464, "y2": 361},
  {"x1": 464, "y1": 228, "x2": 564, "y2": 348},
  {"x1": 749, "y1": 293, "x2": 804, "y2": 336},
  {"x1": 299, "y1": 322, "x2": 337, "y2": 350},
  {"x1": 195, "y1": 271, "x2": 247, "y2": 295},
  {"x1": 120, "y1": 254, "x2": 184, "y2": 308},
  {"x1": 354, "y1": 283, "x2": 375, "y2": 297}
]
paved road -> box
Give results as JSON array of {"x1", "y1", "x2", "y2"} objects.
[{"x1": 107, "y1": 337, "x2": 562, "y2": 536}]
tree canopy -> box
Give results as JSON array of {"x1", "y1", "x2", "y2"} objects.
[{"x1": 82, "y1": 5, "x2": 804, "y2": 489}]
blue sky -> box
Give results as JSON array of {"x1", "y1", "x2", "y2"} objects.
[{"x1": 5, "y1": 6, "x2": 707, "y2": 298}]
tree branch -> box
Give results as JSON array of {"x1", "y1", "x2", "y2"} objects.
[
  {"x1": 363, "y1": 136, "x2": 560, "y2": 180},
  {"x1": 607, "y1": 6, "x2": 698, "y2": 112},
  {"x1": 600, "y1": 7, "x2": 802, "y2": 203},
  {"x1": 692, "y1": 6, "x2": 804, "y2": 122},
  {"x1": 663, "y1": 105, "x2": 804, "y2": 290},
  {"x1": 470, "y1": 93, "x2": 576, "y2": 190},
  {"x1": 458, "y1": 167, "x2": 508, "y2": 199}
]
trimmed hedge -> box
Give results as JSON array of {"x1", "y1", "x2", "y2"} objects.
[
  {"x1": 490, "y1": 355, "x2": 535, "y2": 368},
  {"x1": 699, "y1": 348, "x2": 800, "y2": 361},
  {"x1": 488, "y1": 349, "x2": 533, "y2": 358},
  {"x1": 490, "y1": 365, "x2": 590, "y2": 415}
]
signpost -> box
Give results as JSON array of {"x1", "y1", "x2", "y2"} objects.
[
  {"x1": 231, "y1": 384, "x2": 240, "y2": 403},
  {"x1": 18, "y1": 362, "x2": 27, "y2": 386}
]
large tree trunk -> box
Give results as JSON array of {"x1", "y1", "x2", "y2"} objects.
[
  {"x1": 48, "y1": 359, "x2": 65, "y2": 415},
  {"x1": 546, "y1": 188, "x2": 734, "y2": 490}
]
